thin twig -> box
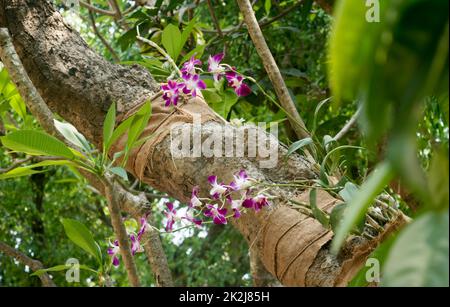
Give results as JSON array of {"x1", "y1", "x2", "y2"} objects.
[
  {"x1": 206, "y1": 0, "x2": 223, "y2": 37},
  {"x1": 115, "y1": 185, "x2": 174, "y2": 286},
  {"x1": 236, "y1": 0, "x2": 310, "y2": 140},
  {"x1": 259, "y1": 0, "x2": 306, "y2": 27},
  {"x1": 0, "y1": 241, "x2": 56, "y2": 287},
  {"x1": 202, "y1": 0, "x2": 304, "y2": 34},
  {"x1": 108, "y1": 0, "x2": 123, "y2": 20},
  {"x1": 80, "y1": 0, "x2": 116, "y2": 16},
  {"x1": 87, "y1": 0, "x2": 120, "y2": 63},
  {"x1": 0, "y1": 157, "x2": 32, "y2": 174},
  {"x1": 333, "y1": 107, "x2": 361, "y2": 141},
  {"x1": 136, "y1": 32, "x2": 182, "y2": 76},
  {"x1": 103, "y1": 176, "x2": 141, "y2": 287}
]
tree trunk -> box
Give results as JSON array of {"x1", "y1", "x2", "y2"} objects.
[{"x1": 0, "y1": 0, "x2": 404, "y2": 286}]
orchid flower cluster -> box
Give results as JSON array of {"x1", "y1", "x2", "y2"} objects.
[
  {"x1": 161, "y1": 53, "x2": 252, "y2": 107},
  {"x1": 162, "y1": 170, "x2": 271, "y2": 232},
  {"x1": 107, "y1": 215, "x2": 151, "y2": 267},
  {"x1": 107, "y1": 170, "x2": 270, "y2": 267}
]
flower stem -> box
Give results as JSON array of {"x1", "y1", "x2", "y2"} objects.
[{"x1": 136, "y1": 28, "x2": 182, "y2": 77}]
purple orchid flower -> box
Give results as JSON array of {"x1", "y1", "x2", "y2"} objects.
[
  {"x1": 162, "y1": 80, "x2": 184, "y2": 106},
  {"x1": 181, "y1": 56, "x2": 202, "y2": 75},
  {"x1": 225, "y1": 71, "x2": 251, "y2": 97},
  {"x1": 253, "y1": 194, "x2": 270, "y2": 211},
  {"x1": 130, "y1": 234, "x2": 143, "y2": 256},
  {"x1": 182, "y1": 73, "x2": 206, "y2": 97},
  {"x1": 137, "y1": 213, "x2": 151, "y2": 241},
  {"x1": 208, "y1": 53, "x2": 225, "y2": 82},
  {"x1": 230, "y1": 170, "x2": 252, "y2": 191},
  {"x1": 189, "y1": 186, "x2": 202, "y2": 208},
  {"x1": 228, "y1": 197, "x2": 242, "y2": 219},
  {"x1": 183, "y1": 210, "x2": 203, "y2": 227},
  {"x1": 107, "y1": 240, "x2": 120, "y2": 267},
  {"x1": 243, "y1": 194, "x2": 270, "y2": 212},
  {"x1": 208, "y1": 175, "x2": 228, "y2": 199},
  {"x1": 164, "y1": 202, "x2": 177, "y2": 232},
  {"x1": 204, "y1": 204, "x2": 228, "y2": 225}
]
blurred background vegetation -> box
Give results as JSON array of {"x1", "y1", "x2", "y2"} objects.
[{"x1": 0, "y1": 0, "x2": 448, "y2": 286}]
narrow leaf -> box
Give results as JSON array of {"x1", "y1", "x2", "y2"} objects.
[
  {"x1": 1, "y1": 130, "x2": 74, "y2": 159},
  {"x1": 309, "y1": 188, "x2": 329, "y2": 228},
  {"x1": 103, "y1": 102, "x2": 116, "y2": 150},
  {"x1": 61, "y1": 219, "x2": 102, "y2": 265},
  {"x1": 331, "y1": 161, "x2": 395, "y2": 253},
  {"x1": 162, "y1": 24, "x2": 182, "y2": 61},
  {"x1": 287, "y1": 137, "x2": 313, "y2": 156},
  {"x1": 54, "y1": 119, "x2": 90, "y2": 152}
]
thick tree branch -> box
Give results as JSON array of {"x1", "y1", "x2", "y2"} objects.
[
  {"x1": 0, "y1": 28, "x2": 63, "y2": 138},
  {"x1": 249, "y1": 245, "x2": 281, "y2": 286},
  {"x1": 0, "y1": 25, "x2": 172, "y2": 286},
  {"x1": 1, "y1": 26, "x2": 140, "y2": 287},
  {"x1": 0, "y1": 241, "x2": 56, "y2": 287},
  {"x1": 237, "y1": 0, "x2": 309, "y2": 140}
]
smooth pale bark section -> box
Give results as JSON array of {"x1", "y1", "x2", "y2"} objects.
[{"x1": 0, "y1": 0, "x2": 399, "y2": 286}]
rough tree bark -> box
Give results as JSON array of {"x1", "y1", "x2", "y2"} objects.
[{"x1": 0, "y1": 0, "x2": 403, "y2": 286}]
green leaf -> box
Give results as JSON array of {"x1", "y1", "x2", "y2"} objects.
[
  {"x1": 1, "y1": 130, "x2": 75, "y2": 159},
  {"x1": 287, "y1": 137, "x2": 313, "y2": 156},
  {"x1": 338, "y1": 182, "x2": 359, "y2": 203},
  {"x1": 328, "y1": 0, "x2": 379, "y2": 105},
  {"x1": 426, "y1": 147, "x2": 449, "y2": 211},
  {"x1": 110, "y1": 166, "x2": 128, "y2": 181},
  {"x1": 323, "y1": 135, "x2": 335, "y2": 151},
  {"x1": 348, "y1": 233, "x2": 397, "y2": 287},
  {"x1": 382, "y1": 211, "x2": 449, "y2": 287},
  {"x1": 0, "y1": 160, "x2": 76, "y2": 180},
  {"x1": 203, "y1": 89, "x2": 238, "y2": 118},
  {"x1": 0, "y1": 168, "x2": 45, "y2": 180},
  {"x1": 329, "y1": 0, "x2": 449, "y2": 143},
  {"x1": 309, "y1": 189, "x2": 329, "y2": 228},
  {"x1": 105, "y1": 116, "x2": 134, "y2": 153},
  {"x1": 103, "y1": 102, "x2": 116, "y2": 151},
  {"x1": 126, "y1": 101, "x2": 152, "y2": 153},
  {"x1": 222, "y1": 89, "x2": 239, "y2": 118},
  {"x1": 162, "y1": 24, "x2": 182, "y2": 61},
  {"x1": 331, "y1": 161, "x2": 395, "y2": 253},
  {"x1": 31, "y1": 264, "x2": 97, "y2": 277},
  {"x1": 9, "y1": 95, "x2": 27, "y2": 119},
  {"x1": 61, "y1": 219, "x2": 102, "y2": 265},
  {"x1": 180, "y1": 44, "x2": 206, "y2": 65},
  {"x1": 180, "y1": 18, "x2": 197, "y2": 53},
  {"x1": 320, "y1": 145, "x2": 363, "y2": 186},
  {"x1": 329, "y1": 203, "x2": 347, "y2": 233},
  {"x1": 54, "y1": 119, "x2": 90, "y2": 152},
  {"x1": 202, "y1": 89, "x2": 222, "y2": 104},
  {"x1": 264, "y1": 0, "x2": 271, "y2": 15}
]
